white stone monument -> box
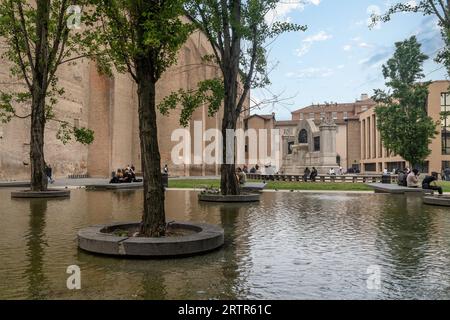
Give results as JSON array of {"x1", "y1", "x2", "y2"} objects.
[{"x1": 281, "y1": 118, "x2": 339, "y2": 174}]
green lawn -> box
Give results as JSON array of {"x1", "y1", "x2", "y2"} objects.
[
  {"x1": 439, "y1": 181, "x2": 450, "y2": 192},
  {"x1": 168, "y1": 179, "x2": 220, "y2": 189},
  {"x1": 168, "y1": 179, "x2": 450, "y2": 192}
]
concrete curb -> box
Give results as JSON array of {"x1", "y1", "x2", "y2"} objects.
[
  {"x1": 423, "y1": 195, "x2": 450, "y2": 207},
  {"x1": 198, "y1": 193, "x2": 260, "y2": 203},
  {"x1": 11, "y1": 189, "x2": 71, "y2": 199},
  {"x1": 78, "y1": 221, "x2": 224, "y2": 258}
]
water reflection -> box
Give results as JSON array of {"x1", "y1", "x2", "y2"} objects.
[
  {"x1": 0, "y1": 189, "x2": 449, "y2": 299},
  {"x1": 375, "y1": 195, "x2": 437, "y2": 299},
  {"x1": 25, "y1": 200, "x2": 50, "y2": 299}
]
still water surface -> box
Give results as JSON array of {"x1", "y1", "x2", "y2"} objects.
[{"x1": 0, "y1": 189, "x2": 449, "y2": 299}]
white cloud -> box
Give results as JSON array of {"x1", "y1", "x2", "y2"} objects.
[
  {"x1": 303, "y1": 30, "x2": 332, "y2": 42},
  {"x1": 296, "y1": 44, "x2": 312, "y2": 57},
  {"x1": 358, "y1": 42, "x2": 372, "y2": 48},
  {"x1": 286, "y1": 67, "x2": 334, "y2": 79},
  {"x1": 405, "y1": 1, "x2": 417, "y2": 9},
  {"x1": 266, "y1": 0, "x2": 321, "y2": 23},
  {"x1": 367, "y1": 5, "x2": 382, "y2": 30},
  {"x1": 345, "y1": 38, "x2": 372, "y2": 51},
  {"x1": 296, "y1": 30, "x2": 333, "y2": 57},
  {"x1": 358, "y1": 58, "x2": 370, "y2": 65}
]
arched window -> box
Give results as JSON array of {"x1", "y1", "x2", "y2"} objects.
[{"x1": 298, "y1": 129, "x2": 308, "y2": 144}]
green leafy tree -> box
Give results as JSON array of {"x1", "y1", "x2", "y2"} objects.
[
  {"x1": 371, "y1": 1, "x2": 450, "y2": 76},
  {"x1": 92, "y1": 0, "x2": 193, "y2": 237},
  {"x1": 373, "y1": 36, "x2": 438, "y2": 168},
  {"x1": 161, "y1": 0, "x2": 306, "y2": 196},
  {"x1": 0, "y1": 0, "x2": 95, "y2": 191}
]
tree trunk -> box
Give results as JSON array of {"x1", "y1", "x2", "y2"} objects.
[
  {"x1": 219, "y1": 0, "x2": 242, "y2": 196},
  {"x1": 136, "y1": 58, "x2": 166, "y2": 237},
  {"x1": 30, "y1": 93, "x2": 48, "y2": 191},
  {"x1": 220, "y1": 80, "x2": 240, "y2": 196},
  {"x1": 30, "y1": 0, "x2": 50, "y2": 192}
]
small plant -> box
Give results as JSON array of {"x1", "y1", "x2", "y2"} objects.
[
  {"x1": 112, "y1": 229, "x2": 129, "y2": 237},
  {"x1": 200, "y1": 185, "x2": 220, "y2": 195}
]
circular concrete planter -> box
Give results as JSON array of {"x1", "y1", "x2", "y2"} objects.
[
  {"x1": 423, "y1": 195, "x2": 450, "y2": 207},
  {"x1": 198, "y1": 193, "x2": 260, "y2": 203},
  {"x1": 78, "y1": 221, "x2": 224, "y2": 258},
  {"x1": 11, "y1": 189, "x2": 70, "y2": 199}
]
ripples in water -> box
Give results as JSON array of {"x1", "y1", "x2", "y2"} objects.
[{"x1": 0, "y1": 189, "x2": 449, "y2": 299}]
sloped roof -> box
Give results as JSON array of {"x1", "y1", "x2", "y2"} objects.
[
  {"x1": 291, "y1": 99, "x2": 377, "y2": 114},
  {"x1": 245, "y1": 114, "x2": 275, "y2": 121}
]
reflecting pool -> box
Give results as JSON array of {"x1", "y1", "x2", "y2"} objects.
[{"x1": 0, "y1": 189, "x2": 449, "y2": 299}]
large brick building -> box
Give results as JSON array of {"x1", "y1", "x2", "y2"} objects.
[
  {"x1": 247, "y1": 81, "x2": 450, "y2": 175},
  {"x1": 0, "y1": 26, "x2": 248, "y2": 180}
]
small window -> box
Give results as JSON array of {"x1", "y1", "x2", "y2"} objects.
[
  {"x1": 343, "y1": 112, "x2": 348, "y2": 119},
  {"x1": 287, "y1": 141, "x2": 294, "y2": 155},
  {"x1": 309, "y1": 113, "x2": 314, "y2": 119},
  {"x1": 332, "y1": 112, "x2": 338, "y2": 120},
  {"x1": 314, "y1": 136, "x2": 320, "y2": 151},
  {"x1": 299, "y1": 129, "x2": 308, "y2": 144},
  {"x1": 299, "y1": 113, "x2": 304, "y2": 120}
]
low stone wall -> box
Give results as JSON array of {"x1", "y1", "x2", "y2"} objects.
[
  {"x1": 198, "y1": 193, "x2": 260, "y2": 203},
  {"x1": 247, "y1": 174, "x2": 399, "y2": 184},
  {"x1": 78, "y1": 221, "x2": 224, "y2": 257},
  {"x1": 11, "y1": 189, "x2": 71, "y2": 198},
  {"x1": 423, "y1": 196, "x2": 450, "y2": 207}
]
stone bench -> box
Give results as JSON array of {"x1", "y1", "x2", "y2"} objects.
[
  {"x1": 241, "y1": 182, "x2": 267, "y2": 192},
  {"x1": 368, "y1": 183, "x2": 433, "y2": 195}
]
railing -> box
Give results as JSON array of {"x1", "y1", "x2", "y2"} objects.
[
  {"x1": 68, "y1": 174, "x2": 89, "y2": 179},
  {"x1": 247, "y1": 173, "x2": 399, "y2": 184}
]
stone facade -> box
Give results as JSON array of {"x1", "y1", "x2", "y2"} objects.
[
  {"x1": 248, "y1": 82, "x2": 450, "y2": 175},
  {"x1": 281, "y1": 119, "x2": 338, "y2": 174},
  {"x1": 0, "y1": 28, "x2": 249, "y2": 180}
]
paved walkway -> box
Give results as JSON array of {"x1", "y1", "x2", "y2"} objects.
[{"x1": 0, "y1": 176, "x2": 220, "y2": 189}]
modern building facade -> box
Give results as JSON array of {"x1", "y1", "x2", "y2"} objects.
[{"x1": 359, "y1": 80, "x2": 450, "y2": 174}]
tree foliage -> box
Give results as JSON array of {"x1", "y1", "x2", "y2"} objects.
[
  {"x1": 373, "y1": 36, "x2": 438, "y2": 167},
  {"x1": 371, "y1": 0, "x2": 450, "y2": 76},
  {"x1": 92, "y1": 0, "x2": 194, "y2": 237},
  {"x1": 91, "y1": 0, "x2": 194, "y2": 82},
  {"x1": 160, "y1": 0, "x2": 306, "y2": 195},
  {"x1": 0, "y1": 0, "x2": 96, "y2": 144},
  {"x1": 160, "y1": 0, "x2": 307, "y2": 126}
]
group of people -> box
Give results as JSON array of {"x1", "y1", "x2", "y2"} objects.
[
  {"x1": 248, "y1": 165, "x2": 261, "y2": 174},
  {"x1": 303, "y1": 167, "x2": 318, "y2": 182},
  {"x1": 398, "y1": 168, "x2": 443, "y2": 195},
  {"x1": 110, "y1": 165, "x2": 141, "y2": 184}
]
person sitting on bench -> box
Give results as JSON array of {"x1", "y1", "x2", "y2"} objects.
[
  {"x1": 236, "y1": 167, "x2": 247, "y2": 185},
  {"x1": 422, "y1": 172, "x2": 443, "y2": 195},
  {"x1": 407, "y1": 169, "x2": 420, "y2": 188}
]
